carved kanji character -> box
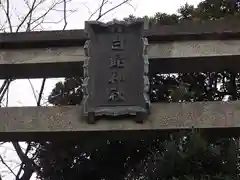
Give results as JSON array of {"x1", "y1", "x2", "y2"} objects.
[
  {"x1": 111, "y1": 36, "x2": 124, "y2": 50},
  {"x1": 108, "y1": 88, "x2": 125, "y2": 102},
  {"x1": 109, "y1": 57, "x2": 117, "y2": 68},
  {"x1": 115, "y1": 54, "x2": 124, "y2": 68},
  {"x1": 108, "y1": 71, "x2": 118, "y2": 84}
]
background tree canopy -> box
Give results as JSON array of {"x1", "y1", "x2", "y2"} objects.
[{"x1": 35, "y1": 0, "x2": 240, "y2": 179}]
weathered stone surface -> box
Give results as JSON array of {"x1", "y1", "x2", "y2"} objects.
[
  {"x1": 0, "y1": 101, "x2": 240, "y2": 132},
  {"x1": 2, "y1": 40, "x2": 240, "y2": 65},
  {"x1": 1, "y1": 40, "x2": 240, "y2": 78}
]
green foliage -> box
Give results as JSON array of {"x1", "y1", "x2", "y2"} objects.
[
  {"x1": 48, "y1": 77, "x2": 83, "y2": 105},
  {"x1": 36, "y1": 0, "x2": 240, "y2": 179},
  {"x1": 129, "y1": 132, "x2": 237, "y2": 180}
]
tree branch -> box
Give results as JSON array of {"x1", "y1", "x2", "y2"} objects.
[
  {"x1": 37, "y1": 78, "x2": 46, "y2": 106},
  {"x1": 81, "y1": 2, "x2": 92, "y2": 16},
  {"x1": 28, "y1": 79, "x2": 38, "y2": 104},
  {"x1": 25, "y1": 0, "x2": 38, "y2": 31},
  {"x1": 31, "y1": 1, "x2": 75, "y2": 30},
  {"x1": 0, "y1": 80, "x2": 9, "y2": 96},
  {"x1": 88, "y1": 0, "x2": 108, "y2": 20},
  {"x1": 30, "y1": 0, "x2": 71, "y2": 26},
  {"x1": 0, "y1": 155, "x2": 17, "y2": 178},
  {"x1": 98, "y1": 0, "x2": 107, "y2": 20},
  {"x1": 5, "y1": 83, "x2": 9, "y2": 107},
  {"x1": 15, "y1": 143, "x2": 33, "y2": 180},
  {"x1": 16, "y1": 0, "x2": 45, "y2": 32},
  {"x1": 96, "y1": 0, "x2": 131, "y2": 21},
  {"x1": 0, "y1": 0, "x2": 13, "y2": 32},
  {"x1": 0, "y1": 79, "x2": 11, "y2": 104},
  {"x1": 12, "y1": 142, "x2": 39, "y2": 180},
  {"x1": 63, "y1": 0, "x2": 67, "y2": 30},
  {"x1": 5, "y1": 0, "x2": 12, "y2": 32},
  {"x1": 88, "y1": 0, "x2": 132, "y2": 21}
]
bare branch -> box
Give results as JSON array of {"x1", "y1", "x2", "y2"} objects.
[
  {"x1": 28, "y1": 79, "x2": 38, "y2": 104},
  {"x1": 16, "y1": 0, "x2": 45, "y2": 32},
  {"x1": 0, "y1": 0, "x2": 13, "y2": 32},
  {"x1": 87, "y1": 0, "x2": 132, "y2": 21},
  {"x1": 6, "y1": 0, "x2": 12, "y2": 32},
  {"x1": 5, "y1": 83, "x2": 9, "y2": 107},
  {"x1": 81, "y1": 2, "x2": 92, "y2": 16},
  {"x1": 0, "y1": 22, "x2": 6, "y2": 32},
  {"x1": 88, "y1": 0, "x2": 108, "y2": 20},
  {"x1": 125, "y1": 1, "x2": 136, "y2": 11},
  {"x1": 37, "y1": 78, "x2": 46, "y2": 106},
  {"x1": 30, "y1": 15, "x2": 46, "y2": 30},
  {"x1": 0, "y1": 79, "x2": 11, "y2": 103},
  {"x1": 96, "y1": 0, "x2": 131, "y2": 21},
  {"x1": 63, "y1": 0, "x2": 67, "y2": 30},
  {"x1": 0, "y1": 80, "x2": 9, "y2": 96},
  {"x1": 0, "y1": 155, "x2": 17, "y2": 178},
  {"x1": 2, "y1": 0, "x2": 76, "y2": 33},
  {"x1": 25, "y1": 0, "x2": 38, "y2": 31},
  {"x1": 12, "y1": 142, "x2": 39, "y2": 180},
  {"x1": 31, "y1": 6, "x2": 76, "y2": 30},
  {"x1": 30, "y1": 0, "x2": 70, "y2": 26},
  {"x1": 15, "y1": 143, "x2": 32, "y2": 180},
  {"x1": 98, "y1": 0, "x2": 107, "y2": 20},
  {"x1": 51, "y1": 8, "x2": 76, "y2": 12}
]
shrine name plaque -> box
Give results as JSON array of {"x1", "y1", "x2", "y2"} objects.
[{"x1": 82, "y1": 20, "x2": 150, "y2": 124}]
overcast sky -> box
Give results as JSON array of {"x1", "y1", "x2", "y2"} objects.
[{"x1": 0, "y1": 0, "x2": 203, "y2": 179}]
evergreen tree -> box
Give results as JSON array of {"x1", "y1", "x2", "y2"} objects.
[{"x1": 35, "y1": 1, "x2": 240, "y2": 179}]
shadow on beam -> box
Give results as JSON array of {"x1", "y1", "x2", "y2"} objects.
[
  {"x1": 1, "y1": 128, "x2": 239, "y2": 142},
  {"x1": 1, "y1": 55, "x2": 240, "y2": 79},
  {"x1": 0, "y1": 62, "x2": 83, "y2": 79},
  {"x1": 150, "y1": 55, "x2": 240, "y2": 75}
]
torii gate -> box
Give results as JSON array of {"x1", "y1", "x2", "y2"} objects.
[{"x1": 1, "y1": 17, "x2": 240, "y2": 141}]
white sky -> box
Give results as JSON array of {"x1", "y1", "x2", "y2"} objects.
[{"x1": 0, "y1": 0, "x2": 203, "y2": 179}]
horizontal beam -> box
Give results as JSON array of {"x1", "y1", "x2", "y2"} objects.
[
  {"x1": 1, "y1": 101, "x2": 240, "y2": 141},
  {"x1": 1, "y1": 40, "x2": 240, "y2": 78},
  {"x1": 2, "y1": 18, "x2": 240, "y2": 49},
  {"x1": 150, "y1": 40, "x2": 240, "y2": 58}
]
